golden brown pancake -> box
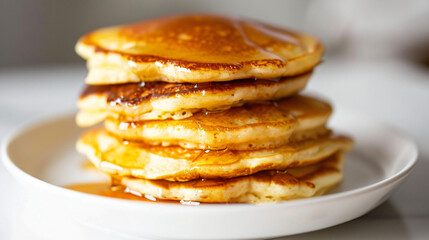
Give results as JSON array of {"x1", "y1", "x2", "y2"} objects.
[
  {"x1": 120, "y1": 152, "x2": 344, "y2": 203},
  {"x1": 73, "y1": 14, "x2": 351, "y2": 204},
  {"x1": 75, "y1": 15, "x2": 323, "y2": 84},
  {"x1": 77, "y1": 73, "x2": 310, "y2": 126},
  {"x1": 76, "y1": 129, "x2": 353, "y2": 181},
  {"x1": 104, "y1": 95, "x2": 333, "y2": 150}
]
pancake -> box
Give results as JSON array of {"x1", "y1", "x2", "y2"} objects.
[
  {"x1": 104, "y1": 95, "x2": 333, "y2": 150},
  {"x1": 76, "y1": 129, "x2": 353, "y2": 181},
  {"x1": 119, "y1": 152, "x2": 344, "y2": 203},
  {"x1": 77, "y1": 73, "x2": 310, "y2": 127},
  {"x1": 75, "y1": 14, "x2": 323, "y2": 84}
]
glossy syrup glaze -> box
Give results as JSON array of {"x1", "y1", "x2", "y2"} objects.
[{"x1": 81, "y1": 15, "x2": 308, "y2": 69}]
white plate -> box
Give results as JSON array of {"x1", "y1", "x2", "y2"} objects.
[{"x1": 1, "y1": 109, "x2": 418, "y2": 240}]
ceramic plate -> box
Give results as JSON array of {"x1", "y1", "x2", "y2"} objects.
[{"x1": 1, "y1": 109, "x2": 418, "y2": 240}]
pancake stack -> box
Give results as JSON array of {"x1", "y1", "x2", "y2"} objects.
[{"x1": 75, "y1": 15, "x2": 353, "y2": 203}]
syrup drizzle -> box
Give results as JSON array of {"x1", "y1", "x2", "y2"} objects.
[{"x1": 65, "y1": 182, "x2": 202, "y2": 205}]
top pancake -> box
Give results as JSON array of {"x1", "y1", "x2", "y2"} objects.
[{"x1": 75, "y1": 14, "x2": 323, "y2": 84}]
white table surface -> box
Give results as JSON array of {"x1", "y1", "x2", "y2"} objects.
[{"x1": 1, "y1": 58, "x2": 428, "y2": 239}]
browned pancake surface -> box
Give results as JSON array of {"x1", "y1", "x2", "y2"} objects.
[
  {"x1": 76, "y1": 73, "x2": 310, "y2": 126},
  {"x1": 80, "y1": 75, "x2": 307, "y2": 106},
  {"x1": 76, "y1": 14, "x2": 323, "y2": 83}
]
